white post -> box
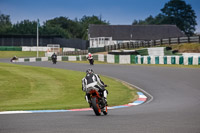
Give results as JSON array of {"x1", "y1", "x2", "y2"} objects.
[{"x1": 37, "y1": 19, "x2": 39, "y2": 58}]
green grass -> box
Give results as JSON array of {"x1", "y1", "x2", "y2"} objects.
[
  {"x1": 0, "y1": 63, "x2": 137, "y2": 111},
  {"x1": 171, "y1": 43, "x2": 200, "y2": 53},
  {"x1": 0, "y1": 51, "x2": 45, "y2": 58}
]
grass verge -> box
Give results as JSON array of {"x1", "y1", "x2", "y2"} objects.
[
  {"x1": 0, "y1": 63, "x2": 137, "y2": 111},
  {"x1": 0, "y1": 51, "x2": 45, "y2": 58}
]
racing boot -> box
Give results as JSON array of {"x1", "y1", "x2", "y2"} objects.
[{"x1": 85, "y1": 95, "x2": 92, "y2": 107}]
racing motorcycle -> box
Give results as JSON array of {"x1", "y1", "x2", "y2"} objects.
[
  {"x1": 87, "y1": 86, "x2": 108, "y2": 116},
  {"x1": 51, "y1": 53, "x2": 57, "y2": 64},
  {"x1": 52, "y1": 58, "x2": 57, "y2": 64},
  {"x1": 10, "y1": 56, "x2": 18, "y2": 62},
  {"x1": 87, "y1": 56, "x2": 94, "y2": 65}
]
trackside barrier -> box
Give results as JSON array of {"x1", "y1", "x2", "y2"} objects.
[
  {"x1": 14, "y1": 55, "x2": 88, "y2": 62},
  {"x1": 135, "y1": 56, "x2": 200, "y2": 65},
  {"x1": 13, "y1": 54, "x2": 200, "y2": 65}
]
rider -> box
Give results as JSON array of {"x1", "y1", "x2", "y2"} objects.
[
  {"x1": 82, "y1": 69, "x2": 108, "y2": 107},
  {"x1": 87, "y1": 53, "x2": 93, "y2": 60},
  {"x1": 10, "y1": 55, "x2": 17, "y2": 62},
  {"x1": 51, "y1": 53, "x2": 57, "y2": 61}
]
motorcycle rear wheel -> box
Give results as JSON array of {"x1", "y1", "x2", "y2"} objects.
[{"x1": 91, "y1": 97, "x2": 101, "y2": 116}]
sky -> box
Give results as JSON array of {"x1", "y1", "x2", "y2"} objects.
[{"x1": 0, "y1": 0, "x2": 200, "y2": 33}]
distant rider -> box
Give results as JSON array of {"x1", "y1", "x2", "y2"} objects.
[
  {"x1": 87, "y1": 53, "x2": 93, "y2": 60},
  {"x1": 82, "y1": 69, "x2": 108, "y2": 107},
  {"x1": 51, "y1": 53, "x2": 57, "y2": 64},
  {"x1": 10, "y1": 55, "x2": 18, "y2": 62},
  {"x1": 87, "y1": 53, "x2": 94, "y2": 65}
]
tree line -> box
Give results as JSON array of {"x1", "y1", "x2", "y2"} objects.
[
  {"x1": 0, "y1": 14, "x2": 109, "y2": 40},
  {"x1": 0, "y1": 0, "x2": 198, "y2": 39},
  {"x1": 132, "y1": 0, "x2": 197, "y2": 36}
]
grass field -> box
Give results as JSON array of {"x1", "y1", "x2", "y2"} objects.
[
  {"x1": 0, "y1": 63, "x2": 138, "y2": 111},
  {"x1": 169, "y1": 43, "x2": 200, "y2": 53},
  {"x1": 0, "y1": 51, "x2": 45, "y2": 58}
]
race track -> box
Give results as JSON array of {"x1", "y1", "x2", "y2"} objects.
[{"x1": 0, "y1": 60, "x2": 200, "y2": 133}]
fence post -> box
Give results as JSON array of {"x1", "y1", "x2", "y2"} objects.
[
  {"x1": 199, "y1": 36, "x2": 200, "y2": 43},
  {"x1": 153, "y1": 40, "x2": 156, "y2": 46},
  {"x1": 168, "y1": 38, "x2": 171, "y2": 45},
  {"x1": 188, "y1": 36, "x2": 190, "y2": 43},
  {"x1": 140, "y1": 41, "x2": 143, "y2": 47},
  {"x1": 160, "y1": 39, "x2": 162, "y2": 45},
  {"x1": 177, "y1": 37, "x2": 180, "y2": 44}
]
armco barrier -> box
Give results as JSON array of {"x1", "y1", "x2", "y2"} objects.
[{"x1": 13, "y1": 54, "x2": 199, "y2": 65}]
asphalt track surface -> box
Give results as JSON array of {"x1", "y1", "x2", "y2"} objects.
[{"x1": 0, "y1": 59, "x2": 200, "y2": 133}]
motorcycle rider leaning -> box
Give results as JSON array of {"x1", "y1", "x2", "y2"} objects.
[{"x1": 82, "y1": 69, "x2": 108, "y2": 107}]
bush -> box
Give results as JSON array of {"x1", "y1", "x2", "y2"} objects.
[
  {"x1": 166, "y1": 47, "x2": 172, "y2": 50},
  {"x1": 172, "y1": 50, "x2": 179, "y2": 54}
]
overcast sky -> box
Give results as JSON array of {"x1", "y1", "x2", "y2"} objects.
[{"x1": 0, "y1": 0, "x2": 200, "y2": 33}]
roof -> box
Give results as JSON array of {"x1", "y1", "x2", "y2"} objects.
[{"x1": 88, "y1": 25, "x2": 186, "y2": 40}]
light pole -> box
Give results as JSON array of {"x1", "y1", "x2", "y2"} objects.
[{"x1": 37, "y1": 19, "x2": 39, "y2": 58}]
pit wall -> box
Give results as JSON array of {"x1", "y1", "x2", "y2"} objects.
[{"x1": 13, "y1": 54, "x2": 200, "y2": 65}]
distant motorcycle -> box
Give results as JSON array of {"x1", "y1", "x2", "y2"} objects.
[
  {"x1": 87, "y1": 85, "x2": 108, "y2": 116},
  {"x1": 10, "y1": 56, "x2": 18, "y2": 62},
  {"x1": 87, "y1": 56, "x2": 94, "y2": 65},
  {"x1": 52, "y1": 58, "x2": 57, "y2": 64},
  {"x1": 51, "y1": 53, "x2": 57, "y2": 64}
]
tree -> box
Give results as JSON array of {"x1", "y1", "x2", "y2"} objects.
[
  {"x1": 0, "y1": 13, "x2": 110, "y2": 39},
  {"x1": 79, "y1": 15, "x2": 109, "y2": 40},
  {"x1": 161, "y1": 0, "x2": 197, "y2": 35},
  {"x1": 132, "y1": 15, "x2": 157, "y2": 25},
  {"x1": 132, "y1": 0, "x2": 197, "y2": 36},
  {"x1": 0, "y1": 12, "x2": 12, "y2": 34},
  {"x1": 11, "y1": 20, "x2": 37, "y2": 34},
  {"x1": 44, "y1": 16, "x2": 81, "y2": 38},
  {"x1": 41, "y1": 24, "x2": 71, "y2": 38}
]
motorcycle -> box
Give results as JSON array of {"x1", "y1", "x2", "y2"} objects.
[
  {"x1": 87, "y1": 86, "x2": 108, "y2": 116},
  {"x1": 52, "y1": 58, "x2": 57, "y2": 64},
  {"x1": 10, "y1": 56, "x2": 18, "y2": 62},
  {"x1": 87, "y1": 56, "x2": 94, "y2": 65}
]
